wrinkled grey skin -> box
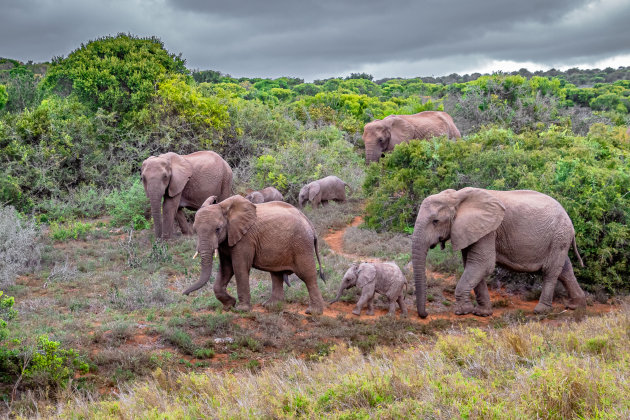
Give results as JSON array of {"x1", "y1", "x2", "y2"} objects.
[
  {"x1": 330, "y1": 262, "x2": 408, "y2": 317},
  {"x1": 363, "y1": 111, "x2": 461, "y2": 163},
  {"x1": 245, "y1": 187, "x2": 284, "y2": 204},
  {"x1": 412, "y1": 187, "x2": 586, "y2": 318},
  {"x1": 141, "y1": 151, "x2": 233, "y2": 240},
  {"x1": 298, "y1": 176, "x2": 350, "y2": 208},
  {"x1": 183, "y1": 195, "x2": 326, "y2": 315}
]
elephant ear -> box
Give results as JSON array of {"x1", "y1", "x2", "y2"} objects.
[
  {"x1": 356, "y1": 263, "x2": 377, "y2": 289},
  {"x1": 308, "y1": 182, "x2": 321, "y2": 202},
  {"x1": 451, "y1": 187, "x2": 506, "y2": 251},
  {"x1": 201, "y1": 196, "x2": 217, "y2": 207},
  {"x1": 385, "y1": 116, "x2": 414, "y2": 149},
  {"x1": 220, "y1": 195, "x2": 257, "y2": 246},
  {"x1": 165, "y1": 153, "x2": 192, "y2": 197}
]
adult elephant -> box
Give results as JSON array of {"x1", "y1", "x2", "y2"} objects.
[
  {"x1": 363, "y1": 111, "x2": 461, "y2": 163},
  {"x1": 141, "y1": 151, "x2": 232, "y2": 240},
  {"x1": 245, "y1": 186, "x2": 283, "y2": 204},
  {"x1": 298, "y1": 176, "x2": 349, "y2": 208},
  {"x1": 183, "y1": 195, "x2": 326, "y2": 315},
  {"x1": 412, "y1": 187, "x2": 586, "y2": 318}
]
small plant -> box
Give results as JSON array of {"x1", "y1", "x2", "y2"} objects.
[
  {"x1": 45, "y1": 257, "x2": 79, "y2": 285},
  {"x1": 193, "y1": 348, "x2": 215, "y2": 359},
  {"x1": 149, "y1": 239, "x2": 171, "y2": 263},
  {"x1": 118, "y1": 227, "x2": 141, "y2": 268},
  {"x1": 49, "y1": 220, "x2": 94, "y2": 241},
  {"x1": 105, "y1": 180, "x2": 151, "y2": 230},
  {"x1": 0, "y1": 206, "x2": 41, "y2": 287}
]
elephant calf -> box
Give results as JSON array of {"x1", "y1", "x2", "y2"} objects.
[
  {"x1": 330, "y1": 262, "x2": 408, "y2": 317},
  {"x1": 245, "y1": 187, "x2": 283, "y2": 204},
  {"x1": 298, "y1": 175, "x2": 350, "y2": 208}
]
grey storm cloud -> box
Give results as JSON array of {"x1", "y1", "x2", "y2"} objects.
[{"x1": 1, "y1": 0, "x2": 629, "y2": 80}]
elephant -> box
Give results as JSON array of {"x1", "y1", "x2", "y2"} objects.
[
  {"x1": 363, "y1": 111, "x2": 461, "y2": 163},
  {"x1": 330, "y1": 262, "x2": 408, "y2": 316},
  {"x1": 245, "y1": 187, "x2": 284, "y2": 204},
  {"x1": 182, "y1": 195, "x2": 327, "y2": 315},
  {"x1": 141, "y1": 151, "x2": 233, "y2": 240},
  {"x1": 298, "y1": 176, "x2": 350, "y2": 208},
  {"x1": 411, "y1": 187, "x2": 587, "y2": 318}
]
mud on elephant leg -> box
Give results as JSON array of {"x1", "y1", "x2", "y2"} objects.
[
  {"x1": 353, "y1": 293, "x2": 370, "y2": 316},
  {"x1": 263, "y1": 272, "x2": 286, "y2": 308}
]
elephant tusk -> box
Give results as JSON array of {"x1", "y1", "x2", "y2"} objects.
[{"x1": 192, "y1": 251, "x2": 198, "y2": 259}]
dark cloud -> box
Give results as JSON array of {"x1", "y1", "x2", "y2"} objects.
[{"x1": 1, "y1": 0, "x2": 629, "y2": 80}]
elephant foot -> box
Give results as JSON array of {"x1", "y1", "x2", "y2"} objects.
[
  {"x1": 305, "y1": 305, "x2": 323, "y2": 316},
  {"x1": 235, "y1": 302, "x2": 252, "y2": 312},
  {"x1": 367, "y1": 310, "x2": 376, "y2": 316},
  {"x1": 262, "y1": 297, "x2": 282, "y2": 307},
  {"x1": 534, "y1": 302, "x2": 553, "y2": 314},
  {"x1": 351, "y1": 308, "x2": 361, "y2": 316},
  {"x1": 454, "y1": 303, "x2": 475, "y2": 316},
  {"x1": 566, "y1": 297, "x2": 587, "y2": 310},
  {"x1": 472, "y1": 306, "x2": 493, "y2": 317}
]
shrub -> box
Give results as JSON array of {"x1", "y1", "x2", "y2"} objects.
[
  {"x1": 364, "y1": 125, "x2": 630, "y2": 292},
  {"x1": 0, "y1": 206, "x2": 41, "y2": 287},
  {"x1": 105, "y1": 179, "x2": 151, "y2": 230}
]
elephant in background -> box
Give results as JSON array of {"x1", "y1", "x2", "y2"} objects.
[
  {"x1": 330, "y1": 262, "x2": 408, "y2": 317},
  {"x1": 183, "y1": 195, "x2": 326, "y2": 315},
  {"x1": 363, "y1": 111, "x2": 460, "y2": 163},
  {"x1": 412, "y1": 187, "x2": 586, "y2": 318},
  {"x1": 298, "y1": 176, "x2": 350, "y2": 208},
  {"x1": 141, "y1": 151, "x2": 232, "y2": 240},
  {"x1": 245, "y1": 187, "x2": 283, "y2": 204}
]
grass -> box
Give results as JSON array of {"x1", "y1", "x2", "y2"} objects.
[{"x1": 45, "y1": 305, "x2": 630, "y2": 419}]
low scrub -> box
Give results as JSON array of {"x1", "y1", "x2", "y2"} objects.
[
  {"x1": 0, "y1": 206, "x2": 41, "y2": 287},
  {"x1": 364, "y1": 124, "x2": 630, "y2": 292},
  {"x1": 44, "y1": 305, "x2": 630, "y2": 419}
]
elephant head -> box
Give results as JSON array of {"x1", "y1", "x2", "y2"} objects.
[
  {"x1": 298, "y1": 182, "x2": 320, "y2": 208},
  {"x1": 245, "y1": 191, "x2": 264, "y2": 204},
  {"x1": 412, "y1": 188, "x2": 505, "y2": 317},
  {"x1": 363, "y1": 116, "x2": 414, "y2": 163},
  {"x1": 141, "y1": 153, "x2": 192, "y2": 238},
  {"x1": 330, "y1": 263, "x2": 376, "y2": 303},
  {"x1": 183, "y1": 195, "x2": 256, "y2": 295}
]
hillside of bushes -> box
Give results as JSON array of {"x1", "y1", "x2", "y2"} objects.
[{"x1": 1, "y1": 33, "x2": 629, "y2": 291}]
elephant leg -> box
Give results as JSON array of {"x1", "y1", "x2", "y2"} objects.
[
  {"x1": 353, "y1": 293, "x2": 370, "y2": 315},
  {"x1": 321, "y1": 200, "x2": 329, "y2": 207},
  {"x1": 213, "y1": 257, "x2": 236, "y2": 310},
  {"x1": 231, "y1": 257, "x2": 252, "y2": 312},
  {"x1": 294, "y1": 265, "x2": 325, "y2": 315},
  {"x1": 557, "y1": 257, "x2": 586, "y2": 310},
  {"x1": 472, "y1": 280, "x2": 493, "y2": 316},
  {"x1": 367, "y1": 297, "x2": 376, "y2": 316},
  {"x1": 534, "y1": 256, "x2": 565, "y2": 314},
  {"x1": 387, "y1": 297, "x2": 397, "y2": 316},
  {"x1": 454, "y1": 232, "x2": 496, "y2": 316},
  {"x1": 398, "y1": 295, "x2": 408, "y2": 317},
  {"x1": 175, "y1": 208, "x2": 192, "y2": 235},
  {"x1": 161, "y1": 196, "x2": 180, "y2": 240},
  {"x1": 263, "y1": 272, "x2": 285, "y2": 308}
]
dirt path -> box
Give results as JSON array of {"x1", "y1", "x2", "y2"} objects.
[{"x1": 319, "y1": 215, "x2": 614, "y2": 324}]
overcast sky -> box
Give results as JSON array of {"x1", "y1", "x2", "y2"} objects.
[{"x1": 2, "y1": 0, "x2": 630, "y2": 81}]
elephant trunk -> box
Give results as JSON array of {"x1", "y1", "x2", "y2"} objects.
[
  {"x1": 365, "y1": 147, "x2": 381, "y2": 164},
  {"x1": 330, "y1": 281, "x2": 347, "y2": 304},
  {"x1": 183, "y1": 249, "x2": 214, "y2": 295},
  {"x1": 149, "y1": 195, "x2": 163, "y2": 239},
  {"x1": 412, "y1": 238, "x2": 429, "y2": 318}
]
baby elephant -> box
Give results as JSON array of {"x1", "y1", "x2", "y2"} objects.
[
  {"x1": 245, "y1": 187, "x2": 283, "y2": 204},
  {"x1": 330, "y1": 262, "x2": 408, "y2": 317}
]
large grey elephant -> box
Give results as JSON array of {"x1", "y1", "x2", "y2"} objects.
[
  {"x1": 245, "y1": 187, "x2": 283, "y2": 204},
  {"x1": 183, "y1": 195, "x2": 326, "y2": 315},
  {"x1": 298, "y1": 176, "x2": 349, "y2": 208},
  {"x1": 412, "y1": 187, "x2": 586, "y2": 318},
  {"x1": 363, "y1": 111, "x2": 461, "y2": 163},
  {"x1": 330, "y1": 262, "x2": 408, "y2": 317},
  {"x1": 141, "y1": 151, "x2": 232, "y2": 240}
]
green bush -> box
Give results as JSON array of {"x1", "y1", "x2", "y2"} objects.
[
  {"x1": 364, "y1": 125, "x2": 630, "y2": 292},
  {"x1": 105, "y1": 179, "x2": 151, "y2": 230}
]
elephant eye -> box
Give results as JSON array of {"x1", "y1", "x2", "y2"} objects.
[
  {"x1": 432, "y1": 219, "x2": 439, "y2": 225},
  {"x1": 215, "y1": 227, "x2": 221, "y2": 233}
]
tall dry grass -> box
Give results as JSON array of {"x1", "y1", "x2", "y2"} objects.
[{"x1": 26, "y1": 305, "x2": 630, "y2": 419}]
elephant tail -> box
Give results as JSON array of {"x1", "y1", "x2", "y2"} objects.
[
  {"x1": 314, "y1": 236, "x2": 326, "y2": 282},
  {"x1": 572, "y1": 236, "x2": 584, "y2": 268}
]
